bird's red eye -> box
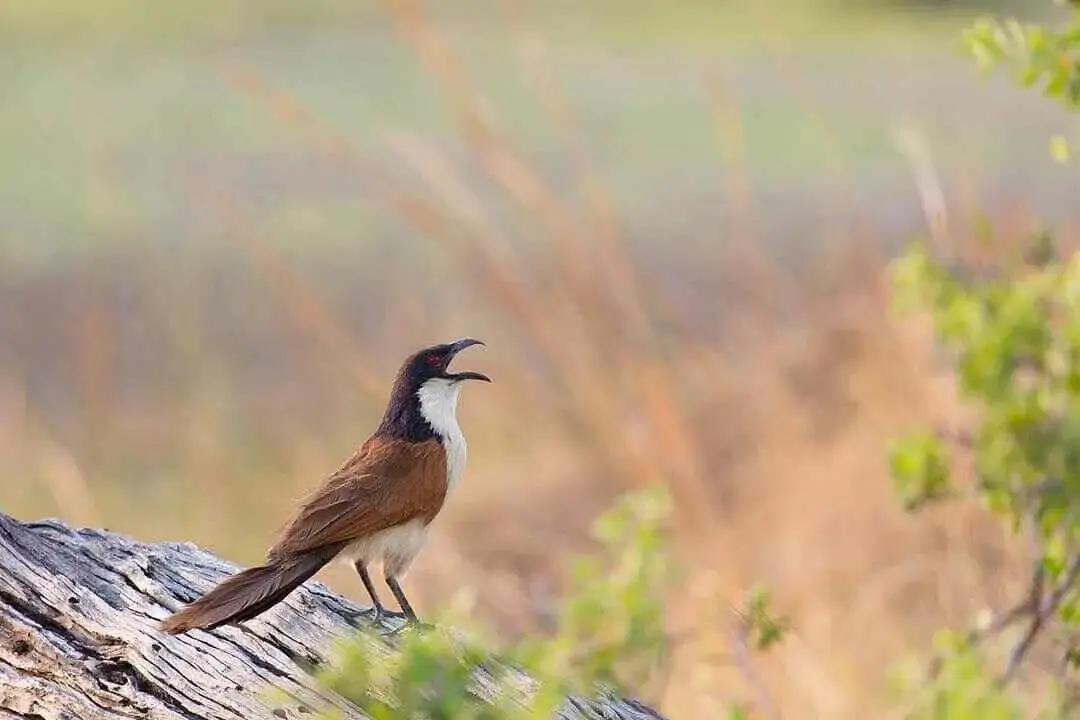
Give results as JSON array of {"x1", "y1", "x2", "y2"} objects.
[{"x1": 426, "y1": 353, "x2": 443, "y2": 366}]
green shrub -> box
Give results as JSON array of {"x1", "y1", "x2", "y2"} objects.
[
  {"x1": 309, "y1": 485, "x2": 677, "y2": 719},
  {"x1": 298, "y1": 484, "x2": 787, "y2": 719},
  {"x1": 884, "y1": 4, "x2": 1080, "y2": 716},
  {"x1": 963, "y1": 0, "x2": 1080, "y2": 160}
]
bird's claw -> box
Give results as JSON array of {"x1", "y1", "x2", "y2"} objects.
[
  {"x1": 380, "y1": 618, "x2": 432, "y2": 637},
  {"x1": 349, "y1": 606, "x2": 403, "y2": 629},
  {"x1": 375, "y1": 609, "x2": 408, "y2": 626}
]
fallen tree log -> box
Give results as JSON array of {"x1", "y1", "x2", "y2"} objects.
[{"x1": 0, "y1": 513, "x2": 666, "y2": 720}]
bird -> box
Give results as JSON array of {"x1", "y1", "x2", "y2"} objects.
[{"x1": 159, "y1": 337, "x2": 491, "y2": 635}]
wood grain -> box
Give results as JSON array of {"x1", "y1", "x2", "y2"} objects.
[{"x1": 0, "y1": 512, "x2": 666, "y2": 720}]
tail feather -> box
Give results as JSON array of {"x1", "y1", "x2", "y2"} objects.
[{"x1": 160, "y1": 544, "x2": 343, "y2": 635}]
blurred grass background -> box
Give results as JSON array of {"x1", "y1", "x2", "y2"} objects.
[{"x1": 2, "y1": 0, "x2": 1078, "y2": 716}]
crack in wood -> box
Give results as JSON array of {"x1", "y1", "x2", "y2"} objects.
[{"x1": 0, "y1": 512, "x2": 666, "y2": 720}]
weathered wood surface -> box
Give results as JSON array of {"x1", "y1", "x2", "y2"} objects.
[{"x1": 0, "y1": 513, "x2": 666, "y2": 720}]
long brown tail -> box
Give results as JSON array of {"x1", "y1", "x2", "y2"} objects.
[{"x1": 160, "y1": 544, "x2": 343, "y2": 635}]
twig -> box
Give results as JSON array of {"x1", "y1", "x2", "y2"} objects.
[
  {"x1": 727, "y1": 609, "x2": 781, "y2": 720},
  {"x1": 1001, "y1": 554, "x2": 1080, "y2": 684},
  {"x1": 926, "y1": 559, "x2": 1044, "y2": 680},
  {"x1": 1001, "y1": 598, "x2": 1049, "y2": 684},
  {"x1": 1054, "y1": 628, "x2": 1080, "y2": 714},
  {"x1": 892, "y1": 123, "x2": 951, "y2": 255},
  {"x1": 974, "y1": 560, "x2": 1043, "y2": 645},
  {"x1": 931, "y1": 550, "x2": 1080, "y2": 688},
  {"x1": 1054, "y1": 629, "x2": 1074, "y2": 683}
]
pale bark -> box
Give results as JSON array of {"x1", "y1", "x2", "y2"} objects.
[{"x1": 0, "y1": 513, "x2": 665, "y2": 720}]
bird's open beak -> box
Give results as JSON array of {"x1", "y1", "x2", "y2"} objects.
[
  {"x1": 446, "y1": 338, "x2": 491, "y2": 383},
  {"x1": 448, "y1": 338, "x2": 485, "y2": 355}
]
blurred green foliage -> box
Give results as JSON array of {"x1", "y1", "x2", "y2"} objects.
[
  {"x1": 889, "y1": 428, "x2": 955, "y2": 511},
  {"x1": 0, "y1": 0, "x2": 983, "y2": 48},
  {"x1": 883, "y1": 5, "x2": 1080, "y2": 715},
  {"x1": 0, "y1": 0, "x2": 377, "y2": 45},
  {"x1": 888, "y1": 230, "x2": 1080, "y2": 713},
  {"x1": 963, "y1": 0, "x2": 1080, "y2": 159},
  {"x1": 309, "y1": 485, "x2": 676, "y2": 719},
  {"x1": 890, "y1": 630, "x2": 1029, "y2": 720},
  {"x1": 741, "y1": 586, "x2": 792, "y2": 653},
  {"x1": 304, "y1": 484, "x2": 788, "y2": 718}
]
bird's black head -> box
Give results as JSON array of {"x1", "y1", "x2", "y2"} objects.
[
  {"x1": 400, "y1": 338, "x2": 492, "y2": 387},
  {"x1": 378, "y1": 338, "x2": 490, "y2": 441}
]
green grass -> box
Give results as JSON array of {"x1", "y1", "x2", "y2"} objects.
[
  {"x1": 0, "y1": 0, "x2": 973, "y2": 50},
  {"x1": 0, "y1": 0, "x2": 1069, "y2": 275},
  {"x1": 0, "y1": 0, "x2": 378, "y2": 47}
]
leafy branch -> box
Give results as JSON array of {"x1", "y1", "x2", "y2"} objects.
[
  {"x1": 963, "y1": 1, "x2": 1080, "y2": 161},
  {"x1": 307, "y1": 486, "x2": 678, "y2": 720},
  {"x1": 890, "y1": 230, "x2": 1080, "y2": 698},
  {"x1": 301, "y1": 484, "x2": 792, "y2": 720}
]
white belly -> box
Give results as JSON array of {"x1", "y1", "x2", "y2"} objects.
[
  {"x1": 442, "y1": 426, "x2": 467, "y2": 494},
  {"x1": 342, "y1": 517, "x2": 429, "y2": 579}
]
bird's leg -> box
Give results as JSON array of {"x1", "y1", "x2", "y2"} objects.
[
  {"x1": 385, "y1": 574, "x2": 418, "y2": 622},
  {"x1": 352, "y1": 561, "x2": 393, "y2": 626},
  {"x1": 384, "y1": 575, "x2": 431, "y2": 634}
]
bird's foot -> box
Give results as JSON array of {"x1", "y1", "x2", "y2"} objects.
[
  {"x1": 376, "y1": 610, "x2": 409, "y2": 624},
  {"x1": 380, "y1": 617, "x2": 432, "y2": 637},
  {"x1": 348, "y1": 606, "x2": 405, "y2": 629}
]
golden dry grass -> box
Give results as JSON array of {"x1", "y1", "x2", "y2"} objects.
[{"x1": 0, "y1": 2, "x2": 1063, "y2": 718}]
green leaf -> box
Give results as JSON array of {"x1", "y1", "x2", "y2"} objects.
[
  {"x1": 889, "y1": 431, "x2": 953, "y2": 512},
  {"x1": 726, "y1": 706, "x2": 750, "y2": 720},
  {"x1": 1051, "y1": 135, "x2": 1071, "y2": 163}
]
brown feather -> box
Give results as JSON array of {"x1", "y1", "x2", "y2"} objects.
[
  {"x1": 160, "y1": 436, "x2": 448, "y2": 635},
  {"x1": 266, "y1": 436, "x2": 448, "y2": 561},
  {"x1": 159, "y1": 339, "x2": 481, "y2": 636},
  {"x1": 159, "y1": 542, "x2": 345, "y2": 634}
]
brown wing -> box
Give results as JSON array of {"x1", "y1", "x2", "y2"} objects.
[{"x1": 266, "y1": 437, "x2": 448, "y2": 561}]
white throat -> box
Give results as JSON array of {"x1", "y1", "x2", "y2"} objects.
[{"x1": 416, "y1": 378, "x2": 467, "y2": 493}]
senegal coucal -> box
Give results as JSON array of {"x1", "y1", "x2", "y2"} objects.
[{"x1": 159, "y1": 338, "x2": 490, "y2": 635}]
